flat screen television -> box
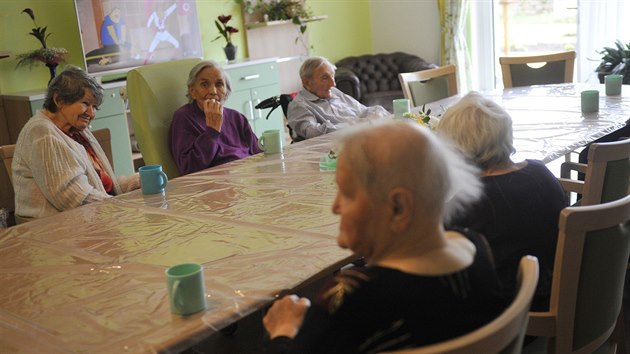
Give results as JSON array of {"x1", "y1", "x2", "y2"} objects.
[{"x1": 73, "y1": 0, "x2": 203, "y2": 79}]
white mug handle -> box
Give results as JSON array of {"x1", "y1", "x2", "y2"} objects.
[{"x1": 258, "y1": 136, "x2": 266, "y2": 151}]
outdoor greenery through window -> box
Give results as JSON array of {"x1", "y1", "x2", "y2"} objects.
[{"x1": 494, "y1": 0, "x2": 577, "y2": 87}]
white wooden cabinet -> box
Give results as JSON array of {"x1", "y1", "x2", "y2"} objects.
[{"x1": 223, "y1": 58, "x2": 285, "y2": 140}]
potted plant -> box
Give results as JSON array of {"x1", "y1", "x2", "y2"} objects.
[
  {"x1": 212, "y1": 15, "x2": 239, "y2": 62},
  {"x1": 595, "y1": 40, "x2": 630, "y2": 85},
  {"x1": 16, "y1": 8, "x2": 68, "y2": 85},
  {"x1": 235, "y1": 0, "x2": 313, "y2": 34}
]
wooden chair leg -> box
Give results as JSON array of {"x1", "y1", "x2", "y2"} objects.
[{"x1": 612, "y1": 304, "x2": 628, "y2": 354}]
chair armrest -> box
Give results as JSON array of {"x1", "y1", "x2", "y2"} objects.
[
  {"x1": 335, "y1": 67, "x2": 361, "y2": 101},
  {"x1": 526, "y1": 311, "x2": 557, "y2": 337},
  {"x1": 558, "y1": 178, "x2": 584, "y2": 195},
  {"x1": 560, "y1": 161, "x2": 587, "y2": 178}
]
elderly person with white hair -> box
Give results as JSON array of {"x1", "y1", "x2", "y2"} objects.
[
  {"x1": 12, "y1": 66, "x2": 140, "y2": 222},
  {"x1": 169, "y1": 60, "x2": 262, "y2": 175},
  {"x1": 287, "y1": 56, "x2": 390, "y2": 140},
  {"x1": 262, "y1": 121, "x2": 508, "y2": 353},
  {"x1": 436, "y1": 91, "x2": 566, "y2": 312}
]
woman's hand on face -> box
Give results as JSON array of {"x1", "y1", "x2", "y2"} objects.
[
  {"x1": 204, "y1": 98, "x2": 223, "y2": 132},
  {"x1": 263, "y1": 294, "x2": 311, "y2": 339}
]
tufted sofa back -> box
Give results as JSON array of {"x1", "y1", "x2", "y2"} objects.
[
  {"x1": 334, "y1": 52, "x2": 437, "y2": 111},
  {"x1": 336, "y1": 52, "x2": 436, "y2": 94}
]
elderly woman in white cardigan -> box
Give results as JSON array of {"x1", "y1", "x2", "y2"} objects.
[{"x1": 12, "y1": 66, "x2": 140, "y2": 221}]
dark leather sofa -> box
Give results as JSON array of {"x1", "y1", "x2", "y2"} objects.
[{"x1": 335, "y1": 52, "x2": 438, "y2": 112}]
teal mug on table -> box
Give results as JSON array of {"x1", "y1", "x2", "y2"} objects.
[
  {"x1": 139, "y1": 164, "x2": 168, "y2": 194},
  {"x1": 580, "y1": 90, "x2": 599, "y2": 114},
  {"x1": 605, "y1": 74, "x2": 623, "y2": 96},
  {"x1": 258, "y1": 129, "x2": 283, "y2": 154},
  {"x1": 165, "y1": 263, "x2": 207, "y2": 315}
]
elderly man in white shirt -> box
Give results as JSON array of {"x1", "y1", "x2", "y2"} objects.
[{"x1": 287, "y1": 57, "x2": 390, "y2": 140}]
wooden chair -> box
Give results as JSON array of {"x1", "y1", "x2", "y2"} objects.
[
  {"x1": 398, "y1": 64, "x2": 458, "y2": 107},
  {"x1": 0, "y1": 144, "x2": 15, "y2": 184},
  {"x1": 499, "y1": 51, "x2": 576, "y2": 88},
  {"x1": 525, "y1": 194, "x2": 630, "y2": 354},
  {"x1": 558, "y1": 138, "x2": 630, "y2": 206},
  {"x1": 0, "y1": 144, "x2": 16, "y2": 227},
  {"x1": 92, "y1": 128, "x2": 113, "y2": 169},
  {"x1": 384, "y1": 256, "x2": 539, "y2": 354}
]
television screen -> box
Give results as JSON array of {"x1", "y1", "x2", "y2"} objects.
[{"x1": 74, "y1": 0, "x2": 203, "y2": 77}]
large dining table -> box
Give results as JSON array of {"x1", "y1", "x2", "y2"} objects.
[
  {"x1": 0, "y1": 134, "x2": 353, "y2": 353},
  {"x1": 1, "y1": 83, "x2": 629, "y2": 353},
  {"x1": 423, "y1": 83, "x2": 630, "y2": 163}
]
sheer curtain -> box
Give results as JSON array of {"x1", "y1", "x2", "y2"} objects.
[
  {"x1": 577, "y1": 0, "x2": 630, "y2": 83},
  {"x1": 438, "y1": 0, "x2": 471, "y2": 93}
]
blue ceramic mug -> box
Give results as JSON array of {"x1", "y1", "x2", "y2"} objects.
[{"x1": 139, "y1": 164, "x2": 168, "y2": 194}]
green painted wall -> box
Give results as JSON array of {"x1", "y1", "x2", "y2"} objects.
[
  {"x1": 0, "y1": 0, "x2": 373, "y2": 93},
  {"x1": 307, "y1": 0, "x2": 373, "y2": 62}
]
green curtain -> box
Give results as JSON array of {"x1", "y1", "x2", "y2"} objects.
[{"x1": 438, "y1": 0, "x2": 471, "y2": 92}]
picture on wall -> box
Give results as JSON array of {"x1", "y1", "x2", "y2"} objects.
[{"x1": 74, "y1": 0, "x2": 203, "y2": 76}]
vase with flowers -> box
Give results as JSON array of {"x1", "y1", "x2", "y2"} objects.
[
  {"x1": 16, "y1": 8, "x2": 68, "y2": 85},
  {"x1": 213, "y1": 15, "x2": 239, "y2": 62}
]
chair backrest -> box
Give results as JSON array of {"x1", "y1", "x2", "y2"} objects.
[
  {"x1": 92, "y1": 128, "x2": 113, "y2": 168},
  {"x1": 0, "y1": 144, "x2": 15, "y2": 184},
  {"x1": 126, "y1": 58, "x2": 201, "y2": 179},
  {"x1": 383, "y1": 256, "x2": 539, "y2": 354},
  {"x1": 398, "y1": 64, "x2": 458, "y2": 107},
  {"x1": 499, "y1": 51, "x2": 576, "y2": 88},
  {"x1": 527, "y1": 194, "x2": 630, "y2": 353},
  {"x1": 578, "y1": 138, "x2": 630, "y2": 206}
]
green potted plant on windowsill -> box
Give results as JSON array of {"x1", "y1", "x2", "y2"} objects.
[{"x1": 595, "y1": 40, "x2": 630, "y2": 85}]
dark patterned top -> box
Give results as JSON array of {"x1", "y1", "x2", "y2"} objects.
[
  {"x1": 266, "y1": 230, "x2": 507, "y2": 354},
  {"x1": 447, "y1": 159, "x2": 566, "y2": 311}
]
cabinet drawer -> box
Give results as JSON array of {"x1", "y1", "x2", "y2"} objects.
[
  {"x1": 96, "y1": 87, "x2": 124, "y2": 119},
  {"x1": 226, "y1": 63, "x2": 279, "y2": 91}
]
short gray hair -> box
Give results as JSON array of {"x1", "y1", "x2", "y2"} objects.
[
  {"x1": 299, "y1": 56, "x2": 336, "y2": 81},
  {"x1": 436, "y1": 91, "x2": 515, "y2": 170},
  {"x1": 43, "y1": 65, "x2": 104, "y2": 113},
  {"x1": 186, "y1": 60, "x2": 232, "y2": 102},
  {"x1": 338, "y1": 121, "x2": 482, "y2": 222}
]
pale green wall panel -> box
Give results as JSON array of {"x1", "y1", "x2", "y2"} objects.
[{"x1": 308, "y1": 0, "x2": 373, "y2": 62}]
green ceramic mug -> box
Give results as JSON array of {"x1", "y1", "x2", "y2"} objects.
[
  {"x1": 258, "y1": 129, "x2": 283, "y2": 154},
  {"x1": 165, "y1": 263, "x2": 207, "y2": 315},
  {"x1": 581, "y1": 90, "x2": 599, "y2": 114},
  {"x1": 605, "y1": 74, "x2": 623, "y2": 96}
]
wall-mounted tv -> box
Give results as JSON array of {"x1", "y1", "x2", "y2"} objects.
[{"x1": 74, "y1": 0, "x2": 203, "y2": 78}]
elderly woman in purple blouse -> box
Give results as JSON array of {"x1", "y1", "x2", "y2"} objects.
[{"x1": 169, "y1": 60, "x2": 262, "y2": 175}]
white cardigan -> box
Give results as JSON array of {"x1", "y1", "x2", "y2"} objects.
[{"x1": 12, "y1": 111, "x2": 139, "y2": 220}]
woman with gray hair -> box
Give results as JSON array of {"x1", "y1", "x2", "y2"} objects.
[
  {"x1": 169, "y1": 60, "x2": 261, "y2": 175},
  {"x1": 436, "y1": 91, "x2": 566, "y2": 311},
  {"x1": 12, "y1": 66, "x2": 140, "y2": 221}
]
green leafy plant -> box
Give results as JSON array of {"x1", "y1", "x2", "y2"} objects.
[
  {"x1": 595, "y1": 40, "x2": 630, "y2": 84},
  {"x1": 403, "y1": 104, "x2": 432, "y2": 126},
  {"x1": 235, "y1": 0, "x2": 313, "y2": 34},
  {"x1": 16, "y1": 8, "x2": 67, "y2": 68}
]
